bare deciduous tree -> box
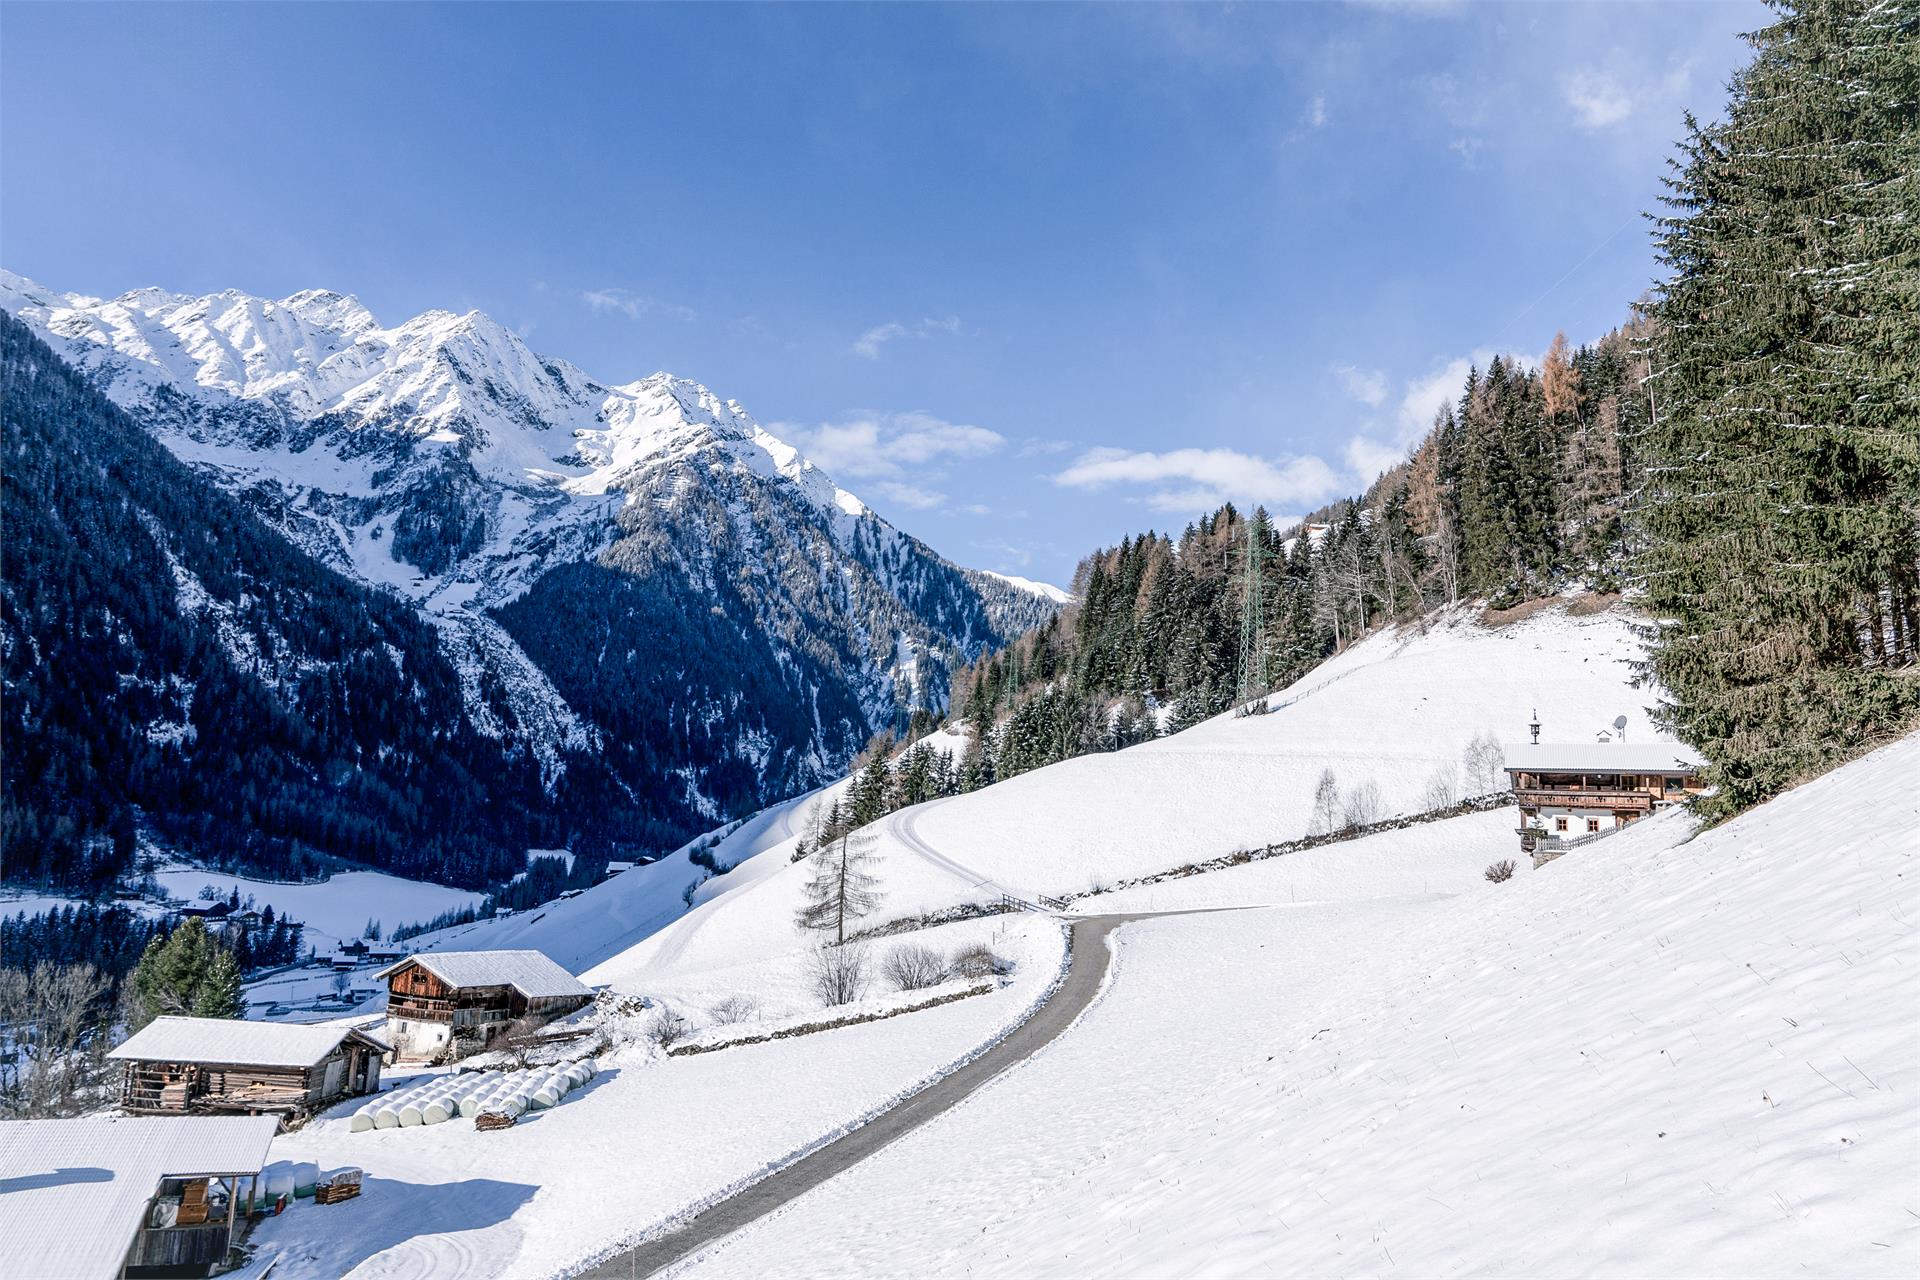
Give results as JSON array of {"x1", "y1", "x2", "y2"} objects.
[
  {"x1": 807, "y1": 942, "x2": 872, "y2": 1007},
  {"x1": 1463, "y1": 730, "x2": 1507, "y2": 794},
  {"x1": 0, "y1": 963, "x2": 114, "y2": 1119},
  {"x1": 708, "y1": 995, "x2": 760, "y2": 1025},
  {"x1": 1485, "y1": 860, "x2": 1517, "y2": 884},
  {"x1": 1341, "y1": 779, "x2": 1384, "y2": 830},
  {"x1": 1307, "y1": 768, "x2": 1342, "y2": 837},
  {"x1": 1420, "y1": 762, "x2": 1459, "y2": 811}
]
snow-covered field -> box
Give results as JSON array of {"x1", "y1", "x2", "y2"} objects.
[
  {"x1": 151, "y1": 867, "x2": 485, "y2": 955},
  {"x1": 678, "y1": 733, "x2": 1920, "y2": 1279}
]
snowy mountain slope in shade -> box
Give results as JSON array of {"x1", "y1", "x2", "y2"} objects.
[
  {"x1": 1, "y1": 271, "x2": 1062, "y2": 861},
  {"x1": 684, "y1": 731, "x2": 1920, "y2": 1280}
]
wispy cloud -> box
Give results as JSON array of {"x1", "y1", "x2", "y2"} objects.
[
  {"x1": 1053, "y1": 446, "x2": 1341, "y2": 514},
  {"x1": 1561, "y1": 69, "x2": 1633, "y2": 129},
  {"x1": 1306, "y1": 95, "x2": 1329, "y2": 129},
  {"x1": 782, "y1": 410, "x2": 1004, "y2": 480},
  {"x1": 1332, "y1": 363, "x2": 1388, "y2": 408},
  {"x1": 580, "y1": 287, "x2": 696, "y2": 323},
  {"x1": 876, "y1": 482, "x2": 947, "y2": 510},
  {"x1": 851, "y1": 315, "x2": 963, "y2": 360}
]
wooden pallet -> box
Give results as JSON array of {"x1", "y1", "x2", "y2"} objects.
[{"x1": 314, "y1": 1183, "x2": 361, "y2": 1205}]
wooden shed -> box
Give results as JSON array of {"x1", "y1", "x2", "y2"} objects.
[
  {"x1": 109, "y1": 1017, "x2": 390, "y2": 1119},
  {"x1": 376, "y1": 949, "x2": 594, "y2": 1061},
  {"x1": 0, "y1": 1113, "x2": 278, "y2": 1279}
]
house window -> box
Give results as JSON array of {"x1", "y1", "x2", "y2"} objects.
[
  {"x1": 1666, "y1": 776, "x2": 1683, "y2": 793},
  {"x1": 1555, "y1": 817, "x2": 1569, "y2": 833},
  {"x1": 1586, "y1": 818, "x2": 1601, "y2": 833}
]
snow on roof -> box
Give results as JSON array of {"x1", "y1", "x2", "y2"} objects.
[
  {"x1": 375, "y1": 948, "x2": 592, "y2": 998},
  {"x1": 1504, "y1": 743, "x2": 1705, "y2": 775},
  {"x1": 0, "y1": 1114, "x2": 278, "y2": 1280},
  {"x1": 109, "y1": 1016, "x2": 390, "y2": 1066}
]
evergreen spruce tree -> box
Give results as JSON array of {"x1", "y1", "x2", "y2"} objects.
[
  {"x1": 126, "y1": 919, "x2": 243, "y2": 1030},
  {"x1": 1642, "y1": 0, "x2": 1920, "y2": 816},
  {"x1": 795, "y1": 824, "x2": 882, "y2": 945}
]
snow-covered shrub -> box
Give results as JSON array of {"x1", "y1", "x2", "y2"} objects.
[
  {"x1": 882, "y1": 943, "x2": 948, "y2": 992},
  {"x1": 708, "y1": 994, "x2": 759, "y2": 1025},
  {"x1": 951, "y1": 943, "x2": 1007, "y2": 980},
  {"x1": 1485, "y1": 860, "x2": 1516, "y2": 884},
  {"x1": 808, "y1": 943, "x2": 872, "y2": 1007},
  {"x1": 644, "y1": 1007, "x2": 690, "y2": 1048}
]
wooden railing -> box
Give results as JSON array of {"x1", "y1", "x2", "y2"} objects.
[{"x1": 1514, "y1": 788, "x2": 1651, "y2": 812}]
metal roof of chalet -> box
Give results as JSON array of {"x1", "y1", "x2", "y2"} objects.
[
  {"x1": 0, "y1": 1114, "x2": 277, "y2": 1280},
  {"x1": 1503, "y1": 742, "x2": 1706, "y2": 775},
  {"x1": 374, "y1": 948, "x2": 592, "y2": 999},
  {"x1": 108, "y1": 1016, "x2": 391, "y2": 1067}
]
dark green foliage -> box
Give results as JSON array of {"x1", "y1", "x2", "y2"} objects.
[
  {"x1": 0, "y1": 312, "x2": 554, "y2": 891},
  {"x1": 126, "y1": 918, "x2": 242, "y2": 1029},
  {"x1": 1641, "y1": 0, "x2": 1920, "y2": 815},
  {"x1": 0, "y1": 904, "x2": 168, "y2": 993}
]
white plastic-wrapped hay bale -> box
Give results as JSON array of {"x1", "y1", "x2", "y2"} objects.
[
  {"x1": 423, "y1": 1097, "x2": 456, "y2": 1125},
  {"x1": 349, "y1": 1102, "x2": 379, "y2": 1133},
  {"x1": 264, "y1": 1162, "x2": 296, "y2": 1204},
  {"x1": 373, "y1": 1101, "x2": 403, "y2": 1129},
  {"x1": 292, "y1": 1161, "x2": 321, "y2": 1198},
  {"x1": 398, "y1": 1098, "x2": 428, "y2": 1126}
]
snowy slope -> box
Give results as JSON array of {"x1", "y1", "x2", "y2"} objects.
[{"x1": 683, "y1": 732, "x2": 1920, "y2": 1279}]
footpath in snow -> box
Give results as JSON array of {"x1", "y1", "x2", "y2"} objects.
[{"x1": 678, "y1": 733, "x2": 1920, "y2": 1279}]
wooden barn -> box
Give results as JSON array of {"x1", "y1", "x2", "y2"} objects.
[
  {"x1": 109, "y1": 1017, "x2": 390, "y2": 1119},
  {"x1": 376, "y1": 949, "x2": 594, "y2": 1061},
  {"x1": 0, "y1": 1114, "x2": 278, "y2": 1279}
]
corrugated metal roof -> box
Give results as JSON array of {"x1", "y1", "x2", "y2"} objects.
[
  {"x1": 107, "y1": 1016, "x2": 390, "y2": 1067},
  {"x1": 1504, "y1": 742, "x2": 1706, "y2": 775},
  {"x1": 374, "y1": 948, "x2": 592, "y2": 998},
  {"x1": 0, "y1": 1114, "x2": 277, "y2": 1280}
]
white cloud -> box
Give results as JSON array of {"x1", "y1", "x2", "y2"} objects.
[
  {"x1": 1562, "y1": 70, "x2": 1634, "y2": 129},
  {"x1": 1306, "y1": 95, "x2": 1328, "y2": 128},
  {"x1": 781, "y1": 411, "x2": 1005, "y2": 480},
  {"x1": 1449, "y1": 136, "x2": 1484, "y2": 166},
  {"x1": 1332, "y1": 363, "x2": 1388, "y2": 408},
  {"x1": 1344, "y1": 436, "x2": 1406, "y2": 485},
  {"x1": 876, "y1": 482, "x2": 947, "y2": 510},
  {"x1": 1399, "y1": 356, "x2": 1475, "y2": 437},
  {"x1": 850, "y1": 315, "x2": 963, "y2": 359},
  {"x1": 580, "y1": 287, "x2": 696, "y2": 323},
  {"x1": 1053, "y1": 446, "x2": 1341, "y2": 514}
]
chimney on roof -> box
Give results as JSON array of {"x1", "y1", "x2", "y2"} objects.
[{"x1": 1529, "y1": 710, "x2": 1540, "y2": 745}]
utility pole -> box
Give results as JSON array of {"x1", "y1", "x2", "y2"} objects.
[{"x1": 1237, "y1": 510, "x2": 1268, "y2": 699}]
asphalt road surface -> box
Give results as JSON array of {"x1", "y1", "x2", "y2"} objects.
[{"x1": 573, "y1": 911, "x2": 1160, "y2": 1279}]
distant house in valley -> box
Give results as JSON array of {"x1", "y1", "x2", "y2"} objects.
[
  {"x1": 177, "y1": 902, "x2": 232, "y2": 922},
  {"x1": 604, "y1": 860, "x2": 636, "y2": 879},
  {"x1": 376, "y1": 950, "x2": 594, "y2": 1061},
  {"x1": 1506, "y1": 735, "x2": 1706, "y2": 865},
  {"x1": 0, "y1": 1113, "x2": 278, "y2": 1280},
  {"x1": 109, "y1": 1017, "x2": 390, "y2": 1119}
]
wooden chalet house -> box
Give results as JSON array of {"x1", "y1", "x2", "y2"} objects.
[
  {"x1": 1505, "y1": 728, "x2": 1706, "y2": 866},
  {"x1": 376, "y1": 949, "x2": 594, "y2": 1061},
  {"x1": 109, "y1": 1017, "x2": 390, "y2": 1120}
]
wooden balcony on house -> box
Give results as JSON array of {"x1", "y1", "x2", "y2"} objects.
[{"x1": 1514, "y1": 787, "x2": 1653, "y2": 812}]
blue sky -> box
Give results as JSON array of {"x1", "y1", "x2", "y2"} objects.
[{"x1": 3, "y1": 1, "x2": 1762, "y2": 587}]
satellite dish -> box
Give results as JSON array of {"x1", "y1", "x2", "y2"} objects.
[{"x1": 1614, "y1": 714, "x2": 1628, "y2": 742}]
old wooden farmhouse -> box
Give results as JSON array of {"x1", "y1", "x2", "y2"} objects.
[
  {"x1": 0, "y1": 1113, "x2": 277, "y2": 1279},
  {"x1": 1505, "y1": 739, "x2": 1706, "y2": 865},
  {"x1": 109, "y1": 1017, "x2": 390, "y2": 1119},
  {"x1": 376, "y1": 949, "x2": 594, "y2": 1061}
]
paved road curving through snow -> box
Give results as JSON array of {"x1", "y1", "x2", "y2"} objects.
[{"x1": 572, "y1": 911, "x2": 1180, "y2": 1279}]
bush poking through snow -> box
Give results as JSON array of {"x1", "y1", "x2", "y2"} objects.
[
  {"x1": 708, "y1": 994, "x2": 760, "y2": 1025},
  {"x1": 1421, "y1": 763, "x2": 1459, "y2": 811},
  {"x1": 1485, "y1": 859, "x2": 1516, "y2": 884},
  {"x1": 808, "y1": 942, "x2": 872, "y2": 1007},
  {"x1": 883, "y1": 944, "x2": 949, "y2": 991},
  {"x1": 644, "y1": 1007, "x2": 690, "y2": 1048},
  {"x1": 951, "y1": 943, "x2": 1008, "y2": 980}
]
